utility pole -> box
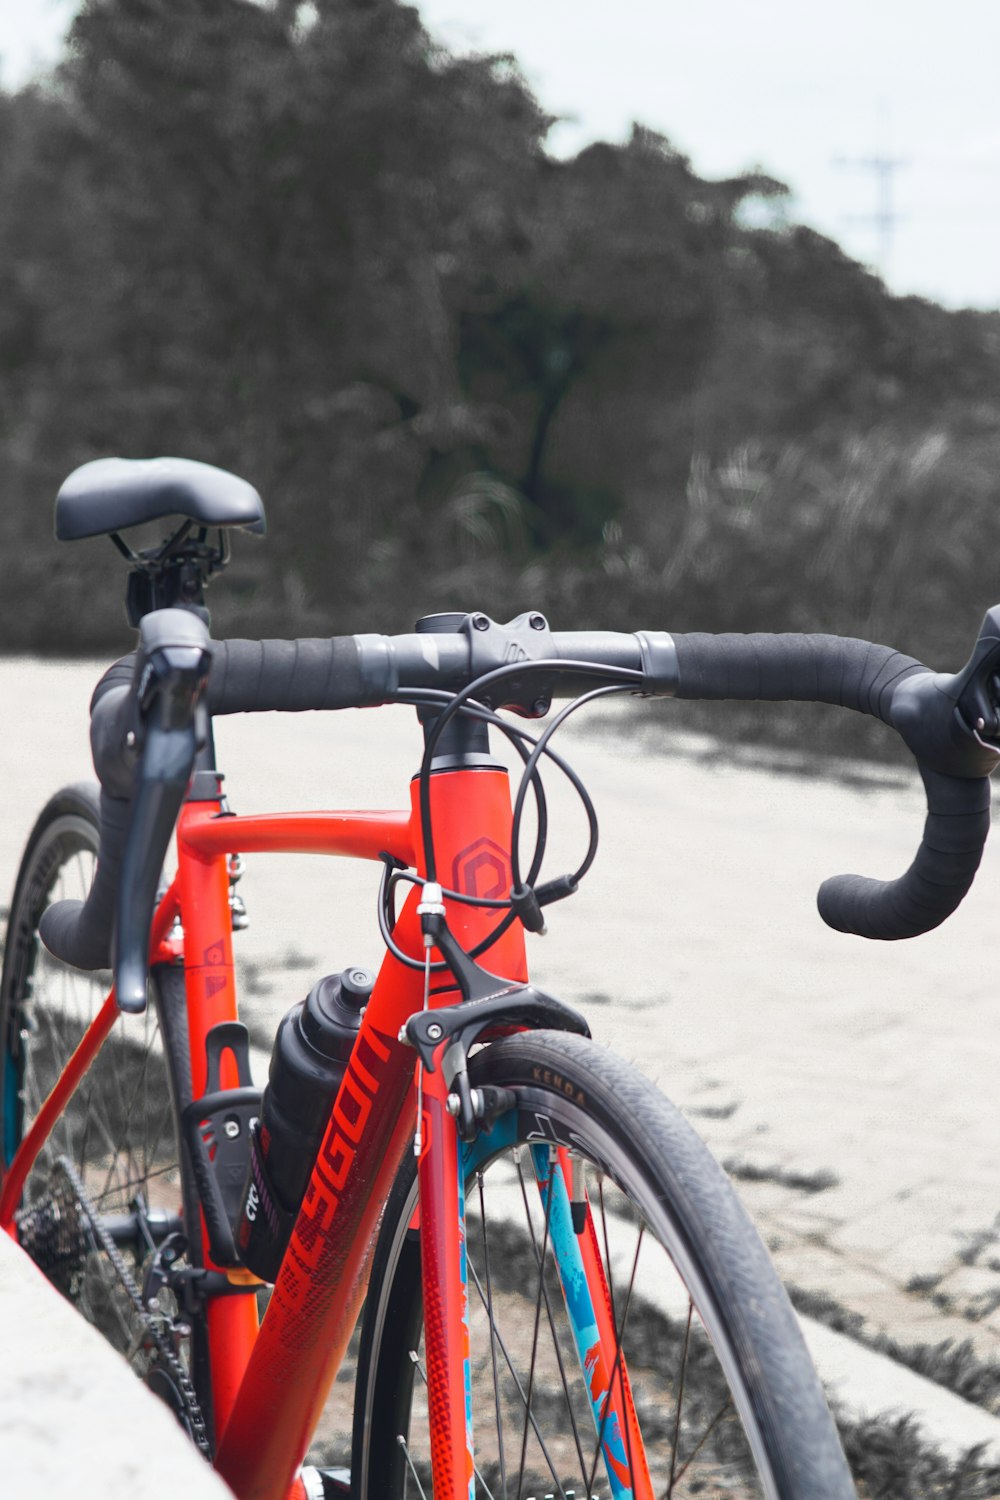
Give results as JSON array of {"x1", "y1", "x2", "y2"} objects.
[
  {"x1": 836, "y1": 99, "x2": 907, "y2": 277},
  {"x1": 835, "y1": 149, "x2": 908, "y2": 273}
]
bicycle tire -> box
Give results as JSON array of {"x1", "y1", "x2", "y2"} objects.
[
  {"x1": 352, "y1": 1029, "x2": 855, "y2": 1500},
  {"x1": 0, "y1": 783, "x2": 212, "y2": 1436}
]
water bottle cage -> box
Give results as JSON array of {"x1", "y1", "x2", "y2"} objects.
[{"x1": 181, "y1": 1023, "x2": 261, "y2": 1267}]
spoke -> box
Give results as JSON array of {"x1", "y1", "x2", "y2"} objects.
[
  {"x1": 129, "y1": 1067, "x2": 175, "y2": 1195},
  {"x1": 467, "y1": 1258, "x2": 576, "y2": 1497},
  {"x1": 141, "y1": 1012, "x2": 170, "y2": 1174},
  {"x1": 76, "y1": 1025, "x2": 100, "y2": 1175},
  {"x1": 78, "y1": 1084, "x2": 133, "y2": 1183},
  {"x1": 666, "y1": 1304, "x2": 693, "y2": 1498},
  {"x1": 515, "y1": 1158, "x2": 591, "y2": 1490},
  {"x1": 112, "y1": 1023, "x2": 150, "y2": 1196},
  {"x1": 597, "y1": 1178, "x2": 615, "y2": 1317},
  {"x1": 668, "y1": 1393, "x2": 735, "y2": 1493},
  {"x1": 71, "y1": 1058, "x2": 142, "y2": 1208},
  {"x1": 518, "y1": 1152, "x2": 587, "y2": 1500},
  {"x1": 478, "y1": 1169, "x2": 509, "y2": 1500},
  {"x1": 515, "y1": 1154, "x2": 563, "y2": 1500},
  {"x1": 96, "y1": 1015, "x2": 166, "y2": 1209},
  {"x1": 397, "y1": 1435, "x2": 429, "y2": 1500},
  {"x1": 135, "y1": 1090, "x2": 176, "y2": 1185},
  {"x1": 585, "y1": 1225, "x2": 644, "y2": 1500},
  {"x1": 93, "y1": 1024, "x2": 131, "y2": 1205},
  {"x1": 92, "y1": 1160, "x2": 179, "y2": 1205}
]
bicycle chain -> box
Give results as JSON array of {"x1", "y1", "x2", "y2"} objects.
[{"x1": 46, "y1": 1157, "x2": 211, "y2": 1457}]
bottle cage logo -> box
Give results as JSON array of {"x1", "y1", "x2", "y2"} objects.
[{"x1": 451, "y1": 837, "x2": 510, "y2": 901}]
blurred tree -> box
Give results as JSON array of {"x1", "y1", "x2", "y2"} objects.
[
  {"x1": 460, "y1": 129, "x2": 785, "y2": 546},
  {"x1": 0, "y1": 0, "x2": 998, "y2": 676},
  {"x1": 6, "y1": 0, "x2": 550, "y2": 623}
]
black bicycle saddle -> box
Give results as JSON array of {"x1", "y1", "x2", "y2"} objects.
[{"x1": 55, "y1": 457, "x2": 267, "y2": 540}]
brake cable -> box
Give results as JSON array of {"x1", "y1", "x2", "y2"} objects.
[
  {"x1": 379, "y1": 690, "x2": 545, "y2": 971},
  {"x1": 413, "y1": 657, "x2": 642, "y2": 886},
  {"x1": 380, "y1": 663, "x2": 642, "y2": 971}
]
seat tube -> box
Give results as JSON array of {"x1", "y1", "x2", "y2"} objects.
[{"x1": 177, "y1": 792, "x2": 260, "y2": 1438}]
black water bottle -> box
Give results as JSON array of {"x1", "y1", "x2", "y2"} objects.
[{"x1": 237, "y1": 965, "x2": 374, "y2": 1281}]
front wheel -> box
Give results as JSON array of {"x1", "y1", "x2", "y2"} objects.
[{"x1": 353, "y1": 1030, "x2": 855, "y2": 1500}]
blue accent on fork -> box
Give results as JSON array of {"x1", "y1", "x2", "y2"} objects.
[
  {"x1": 531, "y1": 1144, "x2": 635, "y2": 1500},
  {"x1": 462, "y1": 1112, "x2": 635, "y2": 1500}
]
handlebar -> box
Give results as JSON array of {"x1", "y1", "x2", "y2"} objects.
[{"x1": 38, "y1": 607, "x2": 1000, "y2": 1007}]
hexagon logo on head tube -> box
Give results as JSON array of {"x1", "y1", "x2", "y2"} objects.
[{"x1": 451, "y1": 838, "x2": 510, "y2": 901}]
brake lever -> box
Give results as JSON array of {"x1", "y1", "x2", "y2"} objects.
[
  {"x1": 114, "y1": 613, "x2": 211, "y2": 1014},
  {"x1": 950, "y1": 604, "x2": 1000, "y2": 745},
  {"x1": 889, "y1": 605, "x2": 1000, "y2": 780}
]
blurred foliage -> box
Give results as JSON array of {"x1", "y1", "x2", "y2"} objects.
[{"x1": 2, "y1": 0, "x2": 1000, "y2": 762}]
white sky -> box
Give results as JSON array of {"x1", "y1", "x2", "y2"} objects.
[{"x1": 3, "y1": 0, "x2": 999, "y2": 310}]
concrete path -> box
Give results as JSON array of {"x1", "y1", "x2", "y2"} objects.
[
  {"x1": 0, "y1": 1231, "x2": 234, "y2": 1498},
  {"x1": 2, "y1": 656, "x2": 999, "y2": 1469},
  {"x1": 802, "y1": 1317, "x2": 1000, "y2": 1462}
]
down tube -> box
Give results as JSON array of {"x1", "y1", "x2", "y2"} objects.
[{"x1": 214, "y1": 947, "x2": 425, "y2": 1500}]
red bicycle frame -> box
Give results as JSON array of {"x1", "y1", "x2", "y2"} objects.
[{"x1": 1, "y1": 753, "x2": 646, "y2": 1500}]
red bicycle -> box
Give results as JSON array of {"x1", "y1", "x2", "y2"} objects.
[{"x1": 3, "y1": 458, "x2": 997, "y2": 1500}]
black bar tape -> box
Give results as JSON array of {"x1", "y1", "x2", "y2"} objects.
[
  {"x1": 818, "y1": 767, "x2": 990, "y2": 939},
  {"x1": 38, "y1": 789, "x2": 127, "y2": 971},
  {"x1": 671, "y1": 631, "x2": 992, "y2": 940},
  {"x1": 90, "y1": 637, "x2": 378, "y2": 715},
  {"x1": 206, "y1": 636, "x2": 372, "y2": 714},
  {"x1": 89, "y1": 683, "x2": 138, "y2": 801},
  {"x1": 91, "y1": 656, "x2": 135, "y2": 711},
  {"x1": 40, "y1": 653, "x2": 139, "y2": 969},
  {"x1": 672, "y1": 633, "x2": 923, "y2": 722}
]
